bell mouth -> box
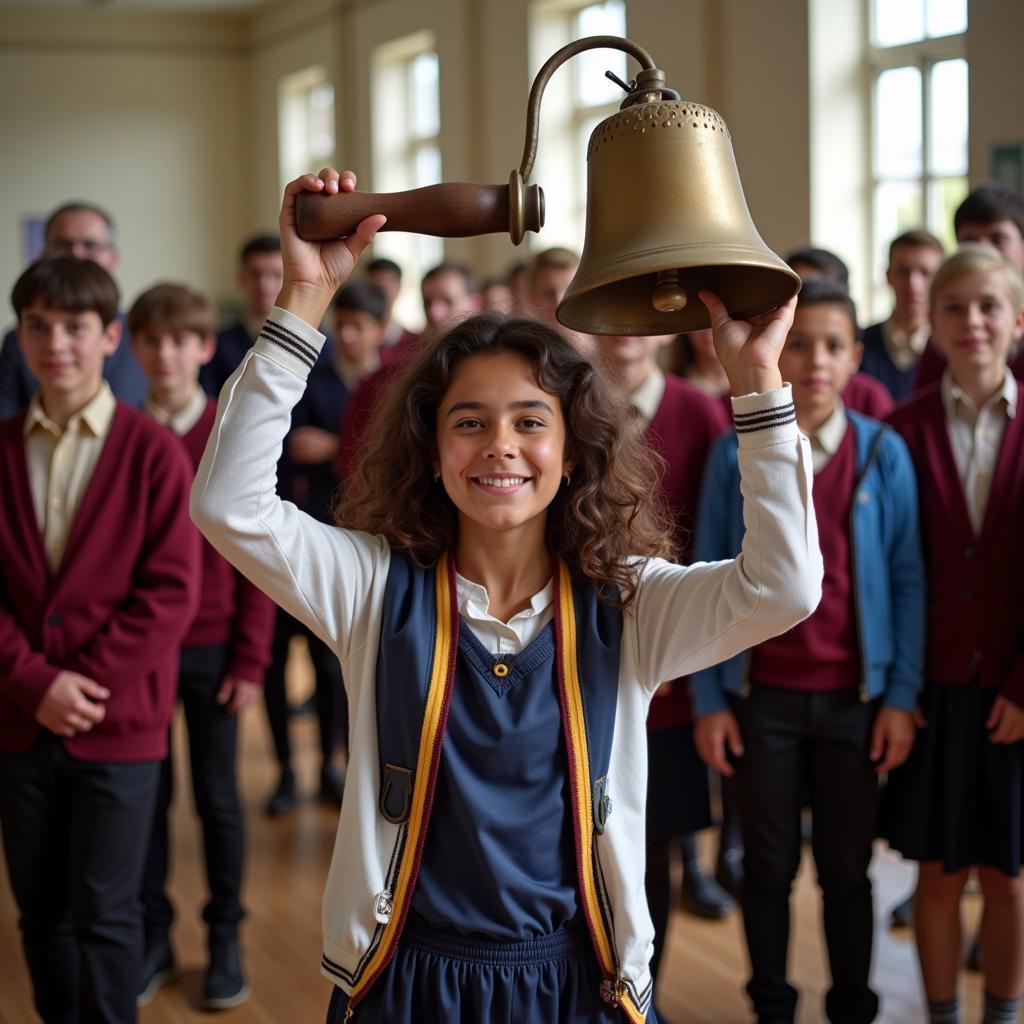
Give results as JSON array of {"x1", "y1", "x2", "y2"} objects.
[{"x1": 557, "y1": 258, "x2": 801, "y2": 335}]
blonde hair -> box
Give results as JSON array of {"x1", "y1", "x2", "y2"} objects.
[{"x1": 930, "y1": 244, "x2": 1024, "y2": 313}]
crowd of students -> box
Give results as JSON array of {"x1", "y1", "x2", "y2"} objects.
[{"x1": 0, "y1": 175, "x2": 1021, "y2": 1024}]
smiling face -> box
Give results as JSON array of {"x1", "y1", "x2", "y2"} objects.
[
  {"x1": 930, "y1": 269, "x2": 1024, "y2": 383},
  {"x1": 778, "y1": 303, "x2": 862, "y2": 432},
  {"x1": 18, "y1": 299, "x2": 121, "y2": 412},
  {"x1": 435, "y1": 351, "x2": 569, "y2": 539}
]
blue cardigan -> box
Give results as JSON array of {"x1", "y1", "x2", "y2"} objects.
[{"x1": 690, "y1": 410, "x2": 925, "y2": 717}]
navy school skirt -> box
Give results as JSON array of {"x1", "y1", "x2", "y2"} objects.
[
  {"x1": 326, "y1": 914, "x2": 660, "y2": 1023},
  {"x1": 880, "y1": 681, "x2": 1024, "y2": 877},
  {"x1": 645, "y1": 723, "x2": 712, "y2": 841}
]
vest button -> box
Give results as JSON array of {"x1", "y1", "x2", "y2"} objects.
[
  {"x1": 857, "y1": 491, "x2": 870, "y2": 505},
  {"x1": 492, "y1": 662, "x2": 510, "y2": 678},
  {"x1": 964, "y1": 547, "x2": 975, "y2": 559},
  {"x1": 48, "y1": 612, "x2": 62, "y2": 627}
]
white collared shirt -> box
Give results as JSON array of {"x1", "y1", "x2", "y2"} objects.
[
  {"x1": 24, "y1": 382, "x2": 117, "y2": 572},
  {"x1": 628, "y1": 366, "x2": 667, "y2": 428},
  {"x1": 941, "y1": 369, "x2": 1018, "y2": 534},
  {"x1": 144, "y1": 387, "x2": 208, "y2": 437},
  {"x1": 882, "y1": 317, "x2": 930, "y2": 371},
  {"x1": 456, "y1": 573, "x2": 553, "y2": 655},
  {"x1": 805, "y1": 403, "x2": 848, "y2": 474}
]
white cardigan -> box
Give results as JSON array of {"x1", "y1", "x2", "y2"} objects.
[{"x1": 190, "y1": 307, "x2": 822, "y2": 1015}]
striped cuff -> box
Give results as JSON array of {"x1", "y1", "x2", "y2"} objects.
[
  {"x1": 731, "y1": 384, "x2": 798, "y2": 449},
  {"x1": 253, "y1": 306, "x2": 326, "y2": 378}
]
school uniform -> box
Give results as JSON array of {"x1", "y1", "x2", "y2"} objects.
[
  {"x1": 859, "y1": 318, "x2": 930, "y2": 401},
  {"x1": 0, "y1": 385, "x2": 200, "y2": 1024},
  {"x1": 842, "y1": 372, "x2": 894, "y2": 419},
  {"x1": 882, "y1": 373, "x2": 1024, "y2": 876},
  {"x1": 0, "y1": 317, "x2": 147, "y2": 417},
  {"x1": 190, "y1": 307, "x2": 823, "y2": 1022},
  {"x1": 693, "y1": 406, "x2": 924, "y2": 1024},
  {"x1": 139, "y1": 392, "x2": 275, "y2": 949}
]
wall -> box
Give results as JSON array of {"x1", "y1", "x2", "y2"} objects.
[{"x1": 0, "y1": 9, "x2": 249, "y2": 311}]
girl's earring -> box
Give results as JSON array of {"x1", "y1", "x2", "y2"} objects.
[
  {"x1": 563, "y1": 469, "x2": 572, "y2": 486},
  {"x1": 434, "y1": 471, "x2": 441, "y2": 482}
]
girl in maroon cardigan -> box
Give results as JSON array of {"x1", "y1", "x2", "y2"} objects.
[{"x1": 882, "y1": 246, "x2": 1024, "y2": 1024}]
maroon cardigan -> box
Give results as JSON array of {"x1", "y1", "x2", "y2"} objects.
[
  {"x1": 0, "y1": 402, "x2": 201, "y2": 760},
  {"x1": 887, "y1": 384, "x2": 1024, "y2": 707},
  {"x1": 645, "y1": 373, "x2": 731, "y2": 729},
  {"x1": 179, "y1": 399, "x2": 274, "y2": 682}
]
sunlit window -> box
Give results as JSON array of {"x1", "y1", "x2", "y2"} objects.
[
  {"x1": 530, "y1": 0, "x2": 627, "y2": 253},
  {"x1": 869, "y1": 0, "x2": 967, "y2": 315},
  {"x1": 371, "y1": 32, "x2": 443, "y2": 330},
  {"x1": 278, "y1": 65, "x2": 336, "y2": 192}
]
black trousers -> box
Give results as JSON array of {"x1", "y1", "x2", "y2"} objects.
[
  {"x1": 732, "y1": 685, "x2": 880, "y2": 1024},
  {"x1": 263, "y1": 608, "x2": 347, "y2": 767},
  {"x1": 141, "y1": 643, "x2": 244, "y2": 946},
  {"x1": 0, "y1": 732, "x2": 159, "y2": 1024}
]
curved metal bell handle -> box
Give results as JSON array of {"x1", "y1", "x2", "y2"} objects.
[{"x1": 294, "y1": 178, "x2": 544, "y2": 244}]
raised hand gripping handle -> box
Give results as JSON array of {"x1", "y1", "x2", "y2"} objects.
[{"x1": 294, "y1": 176, "x2": 544, "y2": 245}]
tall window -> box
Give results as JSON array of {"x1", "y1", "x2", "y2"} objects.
[
  {"x1": 371, "y1": 31, "x2": 442, "y2": 329},
  {"x1": 869, "y1": 0, "x2": 967, "y2": 310},
  {"x1": 529, "y1": 0, "x2": 627, "y2": 252},
  {"x1": 278, "y1": 65, "x2": 336, "y2": 191}
]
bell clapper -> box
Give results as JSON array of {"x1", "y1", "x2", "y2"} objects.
[{"x1": 652, "y1": 270, "x2": 687, "y2": 313}]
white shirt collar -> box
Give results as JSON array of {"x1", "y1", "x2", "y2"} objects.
[
  {"x1": 941, "y1": 369, "x2": 1018, "y2": 420},
  {"x1": 629, "y1": 366, "x2": 666, "y2": 426},
  {"x1": 456, "y1": 572, "x2": 553, "y2": 624}
]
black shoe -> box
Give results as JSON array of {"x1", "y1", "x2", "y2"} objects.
[
  {"x1": 965, "y1": 936, "x2": 982, "y2": 971},
  {"x1": 715, "y1": 848, "x2": 744, "y2": 901},
  {"x1": 680, "y1": 862, "x2": 735, "y2": 919},
  {"x1": 319, "y1": 762, "x2": 345, "y2": 808},
  {"x1": 137, "y1": 934, "x2": 176, "y2": 1008},
  {"x1": 265, "y1": 767, "x2": 296, "y2": 816},
  {"x1": 889, "y1": 893, "x2": 914, "y2": 928},
  {"x1": 203, "y1": 938, "x2": 250, "y2": 1010}
]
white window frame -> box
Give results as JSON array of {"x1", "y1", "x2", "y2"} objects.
[{"x1": 278, "y1": 65, "x2": 336, "y2": 194}]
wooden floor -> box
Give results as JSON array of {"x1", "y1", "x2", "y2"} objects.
[{"x1": 0, "y1": 645, "x2": 993, "y2": 1023}]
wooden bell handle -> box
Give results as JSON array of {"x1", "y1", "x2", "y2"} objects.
[{"x1": 296, "y1": 182, "x2": 518, "y2": 241}]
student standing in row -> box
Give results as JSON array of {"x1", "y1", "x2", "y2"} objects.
[
  {"x1": 0, "y1": 258, "x2": 199, "y2": 1024},
  {"x1": 882, "y1": 245, "x2": 1024, "y2": 1024},
  {"x1": 693, "y1": 278, "x2": 924, "y2": 1024},
  {"x1": 129, "y1": 283, "x2": 276, "y2": 1010}
]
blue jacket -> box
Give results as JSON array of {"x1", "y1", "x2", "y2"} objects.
[{"x1": 690, "y1": 410, "x2": 924, "y2": 717}]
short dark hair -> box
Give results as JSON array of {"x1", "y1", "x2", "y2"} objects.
[
  {"x1": 422, "y1": 261, "x2": 477, "y2": 293},
  {"x1": 333, "y1": 281, "x2": 387, "y2": 322},
  {"x1": 785, "y1": 246, "x2": 850, "y2": 287},
  {"x1": 44, "y1": 201, "x2": 117, "y2": 245},
  {"x1": 239, "y1": 234, "x2": 281, "y2": 265},
  {"x1": 888, "y1": 229, "x2": 944, "y2": 264},
  {"x1": 11, "y1": 257, "x2": 120, "y2": 326},
  {"x1": 128, "y1": 282, "x2": 216, "y2": 337},
  {"x1": 366, "y1": 257, "x2": 402, "y2": 280},
  {"x1": 793, "y1": 276, "x2": 859, "y2": 336},
  {"x1": 954, "y1": 184, "x2": 1024, "y2": 239}
]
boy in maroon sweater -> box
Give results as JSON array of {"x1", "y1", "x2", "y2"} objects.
[
  {"x1": 0, "y1": 258, "x2": 200, "y2": 1024},
  {"x1": 128, "y1": 283, "x2": 275, "y2": 1011}
]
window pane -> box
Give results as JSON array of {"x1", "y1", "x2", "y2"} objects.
[
  {"x1": 928, "y1": 176, "x2": 968, "y2": 252},
  {"x1": 573, "y1": 1, "x2": 627, "y2": 107},
  {"x1": 873, "y1": 0, "x2": 925, "y2": 46},
  {"x1": 409, "y1": 52, "x2": 439, "y2": 139},
  {"x1": 309, "y1": 83, "x2": 335, "y2": 160},
  {"x1": 929, "y1": 58, "x2": 967, "y2": 176},
  {"x1": 926, "y1": 0, "x2": 967, "y2": 37},
  {"x1": 875, "y1": 180, "x2": 924, "y2": 260},
  {"x1": 875, "y1": 66, "x2": 922, "y2": 177},
  {"x1": 414, "y1": 144, "x2": 442, "y2": 188}
]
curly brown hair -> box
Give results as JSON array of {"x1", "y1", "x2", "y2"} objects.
[{"x1": 335, "y1": 314, "x2": 676, "y2": 607}]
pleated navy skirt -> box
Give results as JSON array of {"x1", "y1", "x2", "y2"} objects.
[
  {"x1": 880, "y1": 681, "x2": 1024, "y2": 877},
  {"x1": 326, "y1": 914, "x2": 660, "y2": 1023}
]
